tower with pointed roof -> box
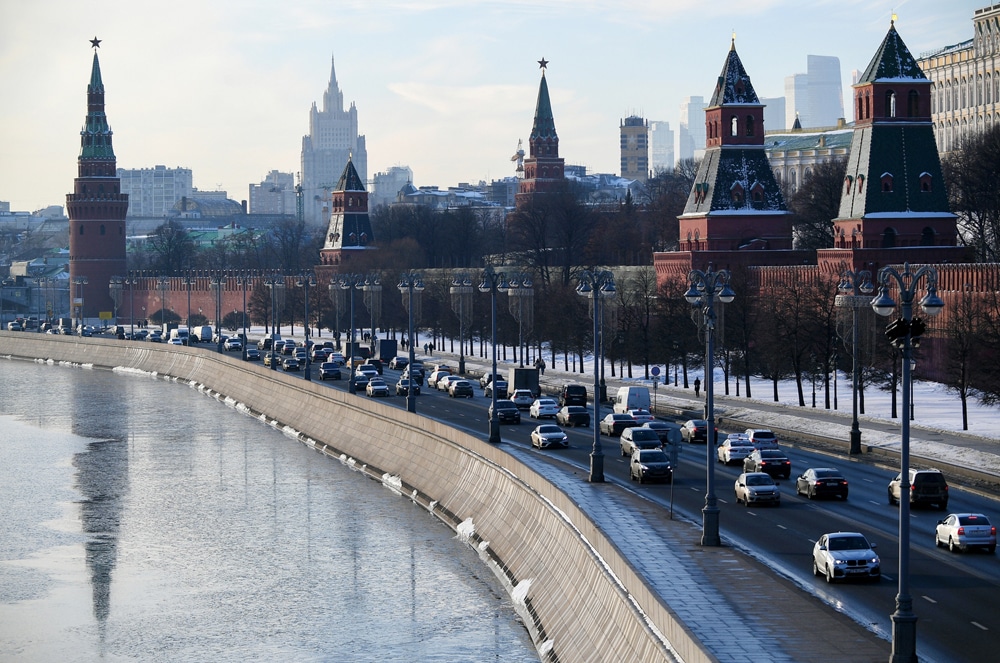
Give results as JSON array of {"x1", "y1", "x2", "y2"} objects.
[
  {"x1": 677, "y1": 39, "x2": 791, "y2": 253},
  {"x1": 819, "y1": 19, "x2": 967, "y2": 273},
  {"x1": 319, "y1": 156, "x2": 375, "y2": 270},
  {"x1": 515, "y1": 60, "x2": 566, "y2": 208},
  {"x1": 67, "y1": 38, "x2": 129, "y2": 326},
  {"x1": 301, "y1": 56, "x2": 367, "y2": 225}
]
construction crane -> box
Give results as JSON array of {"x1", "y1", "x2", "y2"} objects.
[{"x1": 511, "y1": 138, "x2": 525, "y2": 178}]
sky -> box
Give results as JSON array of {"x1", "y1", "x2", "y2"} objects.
[{"x1": 0, "y1": 0, "x2": 981, "y2": 213}]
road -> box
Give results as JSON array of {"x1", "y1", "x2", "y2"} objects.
[{"x1": 288, "y1": 357, "x2": 1000, "y2": 662}]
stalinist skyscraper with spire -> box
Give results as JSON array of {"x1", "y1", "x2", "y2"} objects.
[{"x1": 300, "y1": 56, "x2": 367, "y2": 225}]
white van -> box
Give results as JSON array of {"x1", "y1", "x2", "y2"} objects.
[
  {"x1": 192, "y1": 325, "x2": 213, "y2": 343},
  {"x1": 614, "y1": 386, "x2": 651, "y2": 414},
  {"x1": 169, "y1": 327, "x2": 190, "y2": 345}
]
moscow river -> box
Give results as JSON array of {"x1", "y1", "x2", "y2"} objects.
[{"x1": 0, "y1": 358, "x2": 536, "y2": 662}]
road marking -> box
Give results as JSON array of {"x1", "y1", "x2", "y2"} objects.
[
  {"x1": 971, "y1": 622, "x2": 988, "y2": 631},
  {"x1": 922, "y1": 596, "x2": 937, "y2": 604},
  {"x1": 869, "y1": 500, "x2": 881, "y2": 505},
  {"x1": 777, "y1": 524, "x2": 787, "y2": 530}
]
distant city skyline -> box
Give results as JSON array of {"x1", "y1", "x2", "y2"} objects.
[{"x1": 0, "y1": 0, "x2": 976, "y2": 212}]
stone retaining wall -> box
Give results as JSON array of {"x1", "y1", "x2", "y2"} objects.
[{"x1": 1, "y1": 332, "x2": 715, "y2": 663}]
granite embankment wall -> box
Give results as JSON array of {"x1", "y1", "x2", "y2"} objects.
[{"x1": 0, "y1": 332, "x2": 714, "y2": 663}]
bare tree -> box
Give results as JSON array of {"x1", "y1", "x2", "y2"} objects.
[
  {"x1": 943, "y1": 124, "x2": 1000, "y2": 262},
  {"x1": 787, "y1": 157, "x2": 846, "y2": 250}
]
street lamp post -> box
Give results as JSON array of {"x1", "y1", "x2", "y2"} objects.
[
  {"x1": 109, "y1": 276, "x2": 123, "y2": 330},
  {"x1": 157, "y1": 276, "x2": 169, "y2": 330},
  {"x1": 73, "y1": 276, "x2": 89, "y2": 333},
  {"x1": 398, "y1": 272, "x2": 425, "y2": 413},
  {"x1": 296, "y1": 273, "x2": 317, "y2": 381},
  {"x1": 362, "y1": 273, "x2": 382, "y2": 346},
  {"x1": 339, "y1": 274, "x2": 364, "y2": 394},
  {"x1": 210, "y1": 274, "x2": 224, "y2": 353},
  {"x1": 870, "y1": 262, "x2": 944, "y2": 663},
  {"x1": 450, "y1": 274, "x2": 474, "y2": 375},
  {"x1": 577, "y1": 270, "x2": 617, "y2": 483},
  {"x1": 507, "y1": 272, "x2": 533, "y2": 367},
  {"x1": 684, "y1": 265, "x2": 735, "y2": 547},
  {"x1": 479, "y1": 267, "x2": 509, "y2": 443},
  {"x1": 125, "y1": 275, "x2": 137, "y2": 337},
  {"x1": 263, "y1": 275, "x2": 284, "y2": 370},
  {"x1": 236, "y1": 272, "x2": 250, "y2": 361},
  {"x1": 837, "y1": 269, "x2": 874, "y2": 455}
]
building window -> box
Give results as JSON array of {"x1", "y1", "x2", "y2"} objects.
[
  {"x1": 881, "y1": 228, "x2": 897, "y2": 248},
  {"x1": 745, "y1": 115, "x2": 755, "y2": 137},
  {"x1": 730, "y1": 183, "x2": 745, "y2": 205},
  {"x1": 886, "y1": 90, "x2": 896, "y2": 118},
  {"x1": 880, "y1": 173, "x2": 893, "y2": 193},
  {"x1": 857, "y1": 174, "x2": 864, "y2": 193},
  {"x1": 731, "y1": 116, "x2": 738, "y2": 136},
  {"x1": 919, "y1": 172, "x2": 933, "y2": 192},
  {"x1": 920, "y1": 227, "x2": 936, "y2": 246},
  {"x1": 100, "y1": 225, "x2": 106, "y2": 235},
  {"x1": 844, "y1": 176, "x2": 853, "y2": 195},
  {"x1": 907, "y1": 90, "x2": 919, "y2": 117}
]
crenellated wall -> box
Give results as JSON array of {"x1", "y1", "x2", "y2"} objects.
[{"x1": 0, "y1": 333, "x2": 712, "y2": 663}]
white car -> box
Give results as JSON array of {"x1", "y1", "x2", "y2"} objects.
[
  {"x1": 935, "y1": 513, "x2": 996, "y2": 553},
  {"x1": 717, "y1": 434, "x2": 754, "y2": 465},
  {"x1": 734, "y1": 472, "x2": 780, "y2": 507},
  {"x1": 223, "y1": 337, "x2": 243, "y2": 351},
  {"x1": 427, "y1": 370, "x2": 450, "y2": 389},
  {"x1": 812, "y1": 532, "x2": 880, "y2": 583},
  {"x1": 366, "y1": 379, "x2": 390, "y2": 397},
  {"x1": 356, "y1": 365, "x2": 379, "y2": 380},
  {"x1": 530, "y1": 424, "x2": 568, "y2": 449},
  {"x1": 510, "y1": 389, "x2": 535, "y2": 409},
  {"x1": 529, "y1": 398, "x2": 560, "y2": 419},
  {"x1": 436, "y1": 375, "x2": 460, "y2": 392}
]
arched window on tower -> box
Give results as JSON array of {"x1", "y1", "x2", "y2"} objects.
[
  {"x1": 919, "y1": 172, "x2": 933, "y2": 192},
  {"x1": 881, "y1": 227, "x2": 897, "y2": 248},
  {"x1": 920, "y1": 227, "x2": 937, "y2": 246},
  {"x1": 886, "y1": 90, "x2": 897, "y2": 118},
  {"x1": 731, "y1": 115, "x2": 738, "y2": 136},
  {"x1": 907, "y1": 90, "x2": 920, "y2": 117},
  {"x1": 844, "y1": 176, "x2": 853, "y2": 196},
  {"x1": 880, "y1": 173, "x2": 893, "y2": 193},
  {"x1": 745, "y1": 115, "x2": 755, "y2": 137},
  {"x1": 865, "y1": 93, "x2": 871, "y2": 120}
]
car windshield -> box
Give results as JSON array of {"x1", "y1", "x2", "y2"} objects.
[
  {"x1": 829, "y1": 536, "x2": 869, "y2": 551},
  {"x1": 638, "y1": 450, "x2": 668, "y2": 463},
  {"x1": 745, "y1": 475, "x2": 774, "y2": 486},
  {"x1": 539, "y1": 426, "x2": 561, "y2": 434}
]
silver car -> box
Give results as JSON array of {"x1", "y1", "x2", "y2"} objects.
[
  {"x1": 734, "y1": 472, "x2": 780, "y2": 506},
  {"x1": 812, "y1": 532, "x2": 880, "y2": 583},
  {"x1": 935, "y1": 513, "x2": 996, "y2": 553}
]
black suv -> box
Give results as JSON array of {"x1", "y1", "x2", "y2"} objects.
[
  {"x1": 888, "y1": 468, "x2": 949, "y2": 509},
  {"x1": 488, "y1": 399, "x2": 521, "y2": 424},
  {"x1": 559, "y1": 384, "x2": 588, "y2": 407}
]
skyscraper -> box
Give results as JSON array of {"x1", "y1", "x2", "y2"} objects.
[
  {"x1": 676, "y1": 96, "x2": 706, "y2": 165},
  {"x1": 784, "y1": 55, "x2": 844, "y2": 129},
  {"x1": 300, "y1": 57, "x2": 367, "y2": 226},
  {"x1": 649, "y1": 121, "x2": 674, "y2": 174},
  {"x1": 620, "y1": 116, "x2": 648, "y2": 182}
]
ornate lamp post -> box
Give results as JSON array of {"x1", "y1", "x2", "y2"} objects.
[
  {"x1": 182, "y1": 273, "x2": 195, "y2": 332},
  {"x1": 296, "y1": 273, "x2": 317, "y2": 380},
  {"x1": 479, "y1": 267, "x2": 509, "y2": 443},
  {"x1": 263, "y1": 275, "x2": 284, "y2": 370},
  {"x1": 507, "y1": 272, "x2": 533, "y2": 366},
  {"x1": 235, "y1": 272, "x2": 251, "y2": 360},
  {"x1": 209, "y1": 274, "x2": 225, "y2": 353},
  {"x1": 362, "y1": 273, "x2": 382, "y2": 347},
  {"x1": 338, "y1": 273, "x2": 365, "y2": 393},
  {"x1": 836, "y1": 268, "x2": 874, "y2": 455},
  {"x1": 109, "y1": 276, "x2": 123, "y2": 329},
  {"x1": 157, "y1": 276, "x2": 169, "y2": 329},
  {"x1": 684, "y1": 265, "x2": 735, "y2": 547},
  {"x1": 577, "y1": 270, "x2": 616, "y2": 482},
  {"x1": 870, "y1": 263, "x2": 944, "y2": 663},
  {"x1": 450, "y1": 273, "x2": 474, "y2": 375},
  {"x1": 73, "y1": 275, "x2": 89, "y2": 332},
  {"x1": 124, "y1": 274, "x2": 137, "y2": 337},
  {"x1": 398, "y1": 272, "x2": 425, "y2": 413},
  {"x1": 328, "y1": 280, "x2": 345, "y2": 350}
]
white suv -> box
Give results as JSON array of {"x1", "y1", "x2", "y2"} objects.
[{"x1": 745, "y1": 428, "x2": 779, "y2": 449}]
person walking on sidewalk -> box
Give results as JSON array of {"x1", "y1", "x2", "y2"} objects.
[{"x1": 694, "y1": 378, "x2": 701, "y2": 397}]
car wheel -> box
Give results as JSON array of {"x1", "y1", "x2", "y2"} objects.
[
  {"x1": 812, "y1": 559, "x2": 821, "y2": 577},
  {"x1": 825, "y1": 564, "x2": 836, "y2": 584},
  {"x1": 808, "y1": 488, "x2": 816, "y2": 500},
  {"x1": 989, "y1": 545, "x2": 996, "y2": 554},
  {"x1": 888, "y1": 490, "x2": 897, "y2": 505},
  {"x1": 735, "y1": 493, "x2": 741, "y2": 505},
  {"x1": 939, "y1": 501, "x2": 949, "y2": 511},
  {"x1": 637, "y1": 474, "x2": 644, "y2": 485},
  {"x1": 935, "y1": 533, "x2": 943, "y2": 548},
  {"x1": 949, "y1": 537, "x2": 959, "y2": 553}
]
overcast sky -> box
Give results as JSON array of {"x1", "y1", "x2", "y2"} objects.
[{"x1": 0, "y1": 0, "x2": 978, "y2": 212}]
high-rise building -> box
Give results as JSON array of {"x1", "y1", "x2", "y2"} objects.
[
  {"x1": 916, "y1": 3, "x2": 1000, "y2": 153},
  {"x1": 620, "y1": 116, "x2": 648, "y2": 182},
  {"x1": 117, "y1": 165, "x2": 193, "y2": 217},
  {"x1": 676, "y1": 96, "x2": 706, "y2": 165},
  {"x1": 649, "y1": 121, "x2": 674, "y2": 174},
  {"x1": 248, "y1": 171, "x2": 296, "y2": 215},
  {"x1": 759, "y1": 97, "x2": 786, "y2": 132},
  {"x1": 300, "y1": 56, "x2": 367, "y2": 226},
  {"x1": 370, "y1": 166, "x2": 414, "y2": 209},
  {"x1": 66, "y1": 38, "x2": 128, "y2": 325},
  {"x1": 784, "y1": 55, "x2": 844, "y2": 129}
]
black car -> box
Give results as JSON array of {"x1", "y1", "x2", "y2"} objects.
[
  {"x1": 558, "y1": 384, "x2": 588, "y2": 407},
  {"x1": 556, "y1": 406, "x2": 590, "y2": 428},
  {"x1": 244, "y1": 347, "x2": 260, "y2": 361},
  {"x1": 282, "y1": 357, "x2": 301, "y2": 372},
  {"x1": 599, "y1": 414, "x2": 640, "y2": 437},
  {"x1": 795, "y1": 467, "x2": 849, "y2": 500},
  {"x1": 489, "y1": 399, "x2": 521, "y2": 424},
  {"x1": 388, "y1": 356, "x2": 409, "y2": 370},
  {"x1": 319, "y1": 362, "x2": 342, "y2": 381},
  {"x1": 396, "y1": 378, "x2": 420, "y2": 396},
  {"x1": 350, "y1": 374, "x2": 370, "y2": 391},
  {"x1": 744, "y1": 448, "x2": 792, "y2": 479}
]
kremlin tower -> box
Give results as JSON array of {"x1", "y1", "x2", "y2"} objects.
[
  {"x1": 66, "y1": 37, "x2": 128, "y2": 326},
  {"x1": 515, "y1": 59, "x2": 566, "y2": 208}
]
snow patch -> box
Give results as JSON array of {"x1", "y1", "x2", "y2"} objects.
[
  {"x1": 511, "y1": 578, "x2": 532, "y2": 607},
  {"x1": 456, "y1": 517, "x2": 475, "y2": 541}
]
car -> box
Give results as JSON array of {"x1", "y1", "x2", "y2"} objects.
[
  {"x1": 680, "y1": 419, "x2": 716, "y2": 444},
  {"x1": 328, "y1": 352, "x2": 346, "y2": 366},
  {"x1": 350, "y1": 374, "x2": 370, "y2": 391},
  {"x1": 282, "y1": 357, "x2": 301, "y2": 371},
  {"x1": 294, "y1": 348, "x2": 308, "y2": 362},
  {"x1": 627, "y1": 409, "x2": 655, "y2": 424},
  {"x1": 935, "y1": 513, "x2": 997, "y2": 553},
  {"x1": 278, "y1": 339, "x2": 296, "y2": 355},
  {"x1": 263, "y1": 351, "x2": 276, "y2": 366},
  {"x1": 448, "y1": 379, "x2": 475, "y2": 398},
  {"x1": 484, "y1": 380, "x2": 508, "y2": 398},
  {"x1": 888, "y1": 468, "x2": 949, "y2": 509},
  {"x1": 510, "y1": 389, "x2": 535, "y2": 410},
  {"x1": 431, "y1": 364, "x2": 454, "y2": 376},
  {"x1": 717, "y1": 434, "x2": 755, "y2": 465},
  {"x1": 356, "y1": 365, "x2": 380, "y2": 380},
  {"x1": 556, "y1": 406, "x2": 590, "y2": 428},
  {"x1": 529, "y1": 398, "x2": 560, "y2": 419},
  {"x1": 168, "y1": 338, "x2": 184, "y2": 345},
  {"x1": 427, "y1": 370, "x2": 451, "y2": 389},
  {"x1": 745, "y1": 428, "x2": 779, "y2": 449},
  {"x1": 319, "y1": 362, "x2": 342, "y2": 380},
  {"x1": 436, "y1": 375, "x2": 460, "y2": 392},
  {"x1": 223, "y1": 337, "x2": 243, "y2": 351},
  {"x1": 630, "y1": 449, "x2": 673, "y2": 484},
  {"x1": 488, "y1": 400, "x2": 521, "y2": 424},
  {"x1": 796, "y1": 467, "x2": 849, "y2": 500},
  {"x1": 6, "y1": 320, "x2": 23, "y2": 331},
  {"x1": 480, "y1": 372, "x2": 500, "y2": 389},
  {"x1": 348, "y1": 356, "x2": 367, "y2": 369},
  {"x1": 558, "y1": 384, "x2": 588, "y2": 407},
  {"x1": 599, "y1": 413, "x2": 640, "y2": 437},
  {"x1": 620, "y1": 427, "x2": 662, "y2": 457},
  {"x1": 148, "y1": 331, "x2": 163, "y2": 343},
  {"x1": 734, "y1": 472, "x2": 781, "y2": 506},
  {"x1": 401, "y1": 367, "x2": 424, "y2": 387},
  {"x1": 244, "y1": 347, "x2": 260, "y2": 361},
  {"x1": 530, "y1": 424, "x2": 568, "y2": 449},
  {"x1": 396, "y1": 378, "x2": 420, "y2": 396},
  {"x1": 812, "y1": 532, "x2": 880, "y2": 583},
  {"x1": 388, "y1": 356, "x2": 409, "y2": 370},
  {"x1": 310, "y1": 347, "x2": 330, "y2": 362},
  {"x1": 744, "y1": 448, "x2": 792, "y2": 479},
  {"x1": 642, "y1": 421, "x2": 681, "y2": 446},
  {"x1": 366, "y1": 378, "x2": 390, "y2": 397},
  {"x1": 363, "y1": 358, "x2": 384, "y2": 375},
  {"x1": 407, "y1": 361, "x2": 426, "y2": 379}
]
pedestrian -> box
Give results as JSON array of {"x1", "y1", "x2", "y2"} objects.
[{"x1": 694, "y1": 378, "x2": 701, "y2": 397}]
